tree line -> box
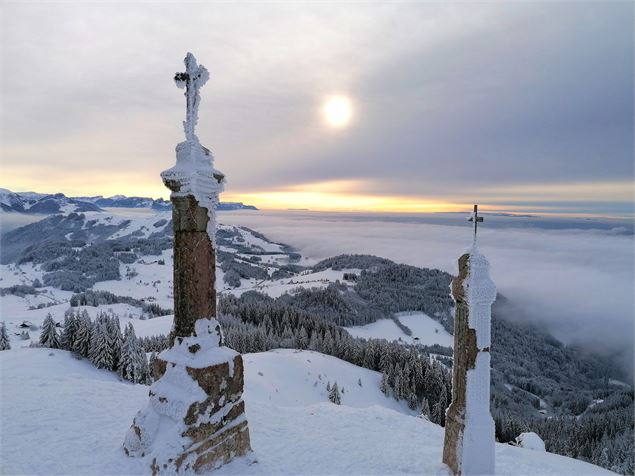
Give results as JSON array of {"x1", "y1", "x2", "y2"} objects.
[{"x1": 37, "y1": 310, "x2": 150, "y2": 384}]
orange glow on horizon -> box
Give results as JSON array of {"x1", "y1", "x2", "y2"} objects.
[
  {"x1": 3, "y1": 168, "x2": 632, "y2": 217},
  {"x1": 223, "y1": 191, "x2": 467, "y2": 213}
]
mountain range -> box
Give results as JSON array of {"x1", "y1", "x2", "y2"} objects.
[{"x1": 0, "y1": 188, "x2": 257, "y2": 214}]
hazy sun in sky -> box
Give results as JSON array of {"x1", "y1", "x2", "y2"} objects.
[{"x1": 323, "y1": 95, "x2": 352, "y2": 128}]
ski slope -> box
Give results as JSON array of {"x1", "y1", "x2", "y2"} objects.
[{"x1": 0, "y1": 348, "x2": 616, "y2": 475}]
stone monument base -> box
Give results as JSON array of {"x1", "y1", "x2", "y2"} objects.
[{"x1": 124, "y1": 319, "x2": 252, "y2": 474}]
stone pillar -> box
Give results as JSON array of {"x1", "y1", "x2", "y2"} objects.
[
  {"x1": 443, "y1": 246, "x2": 496, "y2": 475},
  {"x1": 170, "y1": 195, "x2": 216, "y2": 342},
  {"x1": 123, "y1": 53, "x2": 252, "y2": 474}
]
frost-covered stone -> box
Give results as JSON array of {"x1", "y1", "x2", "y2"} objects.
[
  {"x1": 516, "y1": 432, "x2": 546, "y2": 452},
  {"x1": 123, "y1": 322, "x2": 251, "y2": 474},
  {"x1": 443, "y1": 244, "x2": 496, "y2": 475}
]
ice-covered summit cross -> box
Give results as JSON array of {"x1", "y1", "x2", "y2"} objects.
[
  {"x1": 174, "y1": 52, "x2": 210, "y2": 142},
  {"x1": 468, "y1": 204, "x2": 484, "y2": 243}
]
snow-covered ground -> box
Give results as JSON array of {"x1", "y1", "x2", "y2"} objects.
[
  {"x1": 0, "y1": 347, "x2": 615, "y2": 475},
  {"x1": 231, "y1": 268, "x2": 360, "y2": 298},
  {"x1": 346, "y1": 312, "x2": 453, "y2": 348}
]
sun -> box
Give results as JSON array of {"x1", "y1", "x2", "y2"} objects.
[{"x1": 323, "y1": 95, "x2": 352, "y2": 128}]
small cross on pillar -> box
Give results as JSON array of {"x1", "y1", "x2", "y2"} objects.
[{"x1": 468, "y1": 204, "x2": 484, "y2": 242}]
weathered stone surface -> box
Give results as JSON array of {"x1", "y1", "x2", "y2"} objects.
[
  {"x1": 124, "y1": 353, "x2": 252, "y2": 473},
  {"x1": 443, "y1": 253, "x2": 471, "y2": 475},
  {"x1": 169, "y1": 420, "x2": 251, "y2": 475},
  {"x1": 170, "y1": 195, "x2": 216, "y2": 343}
]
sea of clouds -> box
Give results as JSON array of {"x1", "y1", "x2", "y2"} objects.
[{"x1": 220, "y1": 210, "x2": 634, "y2": 378}]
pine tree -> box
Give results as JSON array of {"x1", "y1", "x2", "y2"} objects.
[
  {"x1": 598, "y1": 447, "x2": 610, "y2": 469},
  {"x1": 118, "y1": 324, "x2": 134, "y2": 381},
  {"x1": 329, "y1": 382, "x2": 341, "y2": 405},
  {"x1": 73, "y1": 312, "x2": 92, "y2": 357},
  {"x1": 322, "y1": 330, "x2": 333, "y2": 354},
  {"x1": 119, "y1": 323, "x2": 150, "y2": 384},
  {"x1": 297, "y1": 327, "x2": 309, "y2": 349},
  {"x1": 60, "y1": 312, "x2": 78, "y2": 351},
  {"x1": 420, "y1": 397, "x2": 431, "y2": 420},
  {"x1": 39, "y1": 313, "x2": 60, "y2": 349},
  {"x1": 432, "y1": 386, "x2": 448, "y2": 426},
  {"x1": 90, "y1": 320, "x2": 113, "y2": 370},
  {"x1": 148, "y1": 351, "x2": 157, "y2": 382},
  {"x1": 407, "y1": 391, "x2": 418, "y2": 410},
  {"x1": 108, "y1": 316, "x2": 123, "y2": 371},
  {"x1": 0, "y1": 322, "x2": 11, "y2": 350},
  {"x1": 131, "y1": 330, "x2": 150, "y2": 384},
  {"x1": 326, "y1": 381, "x2": 331, "y2": 392},
  {"x1": 380, "y1": 372, "x2": 389, "y2": 395}
]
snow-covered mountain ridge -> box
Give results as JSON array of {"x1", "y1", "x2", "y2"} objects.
[{"x1": 0, "y1": 188, "x2": 257, "y2": 214}]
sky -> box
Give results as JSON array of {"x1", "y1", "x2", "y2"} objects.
[
  {"x1": 220, "y1": 210, "x2": 634, "y2": 378},
  {"x1": 1, "y1": 2, "x2": 633, "y2": 215}
]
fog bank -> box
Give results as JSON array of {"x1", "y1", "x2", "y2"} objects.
[{"x1": 220, "y1": 210, "x2": 634, "y2": 376}]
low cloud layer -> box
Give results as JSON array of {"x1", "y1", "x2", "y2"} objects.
[{"x1": 220, "y1": 211, "x2": 634, "y2": 376}]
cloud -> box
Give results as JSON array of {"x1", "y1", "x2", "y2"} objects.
[
  {"x1": 1, "y1": 2, "x2": 632, "y2": 212},
  {"x1": 219, "y1": 211, "x2": 634, "y2": 375}
]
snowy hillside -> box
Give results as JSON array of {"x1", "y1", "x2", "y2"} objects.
[
  {"x1": 0, "y1": 347, "x2": 616, "y2": 475},
  {"x1": 346, "y1": 311, "x2": 454, "y2": 348},
  {"x1": 1, "y1": 209, "x2": 632, "y2": 474}
]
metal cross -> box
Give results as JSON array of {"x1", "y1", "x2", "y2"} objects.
[{"x1": 468, "y1": 204, "x2": 484, "y2": 240}]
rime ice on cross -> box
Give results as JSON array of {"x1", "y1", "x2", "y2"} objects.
[
  {"x1": 468, "y1": 204, "x2": 484, "y2": 243},
  {"x1": 174, "y1": 52, "x2": 210, "y2": 142}
]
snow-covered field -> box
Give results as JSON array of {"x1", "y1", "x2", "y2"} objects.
[
  {"x1": 0, "y1": 347, "x2": 615, "y2": 475},
  {"x1": 231, "y1": 268, "x2": 360, "y2": 298},
  {"x1": 346, "y1": 312, "x2": 453, "y2": 348}
]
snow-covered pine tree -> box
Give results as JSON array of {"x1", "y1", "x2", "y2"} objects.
[
  {"x1": 420, "y1": 397, "x2": 431, "y2": 421},
  {"x1": 597, "y1": 447, "x2": 610, "y2": 470},
  {"x1": 380, "y1": 372, "x2": 389, "y2": 395},
  {"x1": 308, "y1": 331, "x2": 320, "y2": 351},
  {"x1": 432, "y1": 386, "x2": 448, "y2": 426},
  {"x1": 60, "y1": 311, "x2": 78, "y2": 351},
  {"x1": 119, "y1": 323, "x2": 134, "y2": 381},
  {"x1": 148, "y1": 351, "x2": 157, "y2": 382},
  {"x1": 39, "y1": 313, "x2": 60, "y2": 349},
  {"x1": 322, "y1": 329, "x2": 333, "y2": 354},
  {"x1": 407, "y1": 391, "x2": 418, "y2": 410},
  {"x1": 328, "y1": 381, "x2": 341, "y2": 405},
  {"x1": 108, "y1": 316, "x2": 123, "y2": 371},
  {"x1": 297, "y1": 326, "x2": 309, "y2": 349},
  {"x1": 133, "y1": 342, "x2": 150, "y2": 384},
  {"x1": 326, "y1": 381, "x2": 331, "y2": 392},
  {"x1": 0, "y1": 322, "x2": 11, "y2": 350},
  {"x1": 90, "y1": 320, "x2": 113, "y2": 370},
  {"x1": 73, "y1": 312, "x2": 92, "y2": 357},
  {"x1": 119, "y1": 323, "x2": 150, "y2": 384}
]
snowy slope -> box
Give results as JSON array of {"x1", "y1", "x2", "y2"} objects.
[
  {"x1": 0, "y1": 348, "x2": 616, "y2": 476},
  {"x1": 346, "y1": 312, "x2": 453, "y2": 348}
]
